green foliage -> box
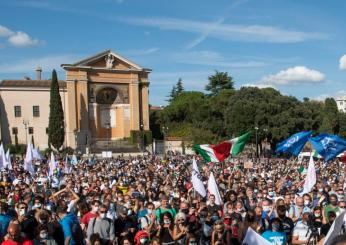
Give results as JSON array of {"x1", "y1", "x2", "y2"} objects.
[
  {"x1": 149, "y1": 109, "x2": 163, "y2": 140},
  {"x1": 205, "y1": 70, "x2": 234, "y2": 96},
  {"x1": 43, "y1": 147, "x2": 53, "y2": 157},
  {"x1": 48, "y1": 69, "x2": 65, "y2": 150},
  {"x1": 319, "y1": 98, "x2": 340, "y2": 134},
  {"x1": 7, "y1": 144, "x2": 26, "y2": 155},
  {"x1": 14, "y1": 134, "x2": 18, "y2": 146},
  {"x1": 60, "y1": 147, "x2": 75, "y2": 155},
  {"x1": 159, "y1": 71, "x2": 346, "y2": 150},
  {"x1": 130, "y1": 130, "x2": 152, "y2": 145},
  {"x1": 167, "y1": 78, "x2": 185, "y2": 102}
]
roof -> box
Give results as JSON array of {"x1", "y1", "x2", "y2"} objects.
[
  {"x1": 61, "y1": 49, "x2": 151, "y2": 72},
  {"x1": 0, "y1": 80, "x2": 66, "y2": 88}
]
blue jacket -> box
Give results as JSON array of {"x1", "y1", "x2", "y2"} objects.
[
  {"x1": 0, "y1": 214, "x2": 11, "y2": 240},
  {"x1": 59, "y1": 213, "x2": 80, "y2": 245}
]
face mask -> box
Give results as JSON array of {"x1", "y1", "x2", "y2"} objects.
[
  {"x1": 263, "y1": 206, "x2": 270, "y2": 212},
  {"x1": 199, "y1": 217, "x2": 206, "y2": 223},
  {"x1": 118, "y1": 198, "x2": 123, "y2": 202},
  {"x1": 140, "y1": 238, "x2": 148, "y2": 244},
  {"x1": 319, "y1": 188, "x2": 323, "y2": 192},
  {"x1": 304, "y1": 200, "x2": 310, "y2": 206},
  {"x1": 147, "y1": 209, "x2": 153, "y2": 215},
  {"x1": 314, "y1": 213, "x2": 320, "y2": 218},
  {"x1": 338, "y1": 195, "x2": 344, "y2": 201},
  {"x1": 268, "y1": 192, "x2": 274, "y2": 197},
  {"x1": 99, "y1": 213, "x2": 106, "y2": 219},
  {"x1": 236, "y1": 208, "x2": 243, "y2": 213},
  {"x1": 33, "y1": 204, "x2": 42, "y2": 210},
  {"x1": 92, "y1": 206, "x2": 99, "y2": 213},
  {"x1": 127, "y1": 209, "x2": 132, "y2": 216},
  {"x1": 39, "y1": 232, "x2": 48, "y2": 239},
  {"x1": 19, "y1": 209, "x2": 26, "y2": 216},
  {"x1": 39, "y1": 219, "x2": 48, "y2": 224},
  {"x1": 339, "y1": 208, "x2": 345, "y2": 213},
  {"x1": 211, "y1": 215, "x2": 219, "y2": 222},
  {"x1": 163, "y1": 219, "x2": 171, "y2": 224},
  {"x1": 189, "y1": 242, "x2": 198, "y2": 245}
]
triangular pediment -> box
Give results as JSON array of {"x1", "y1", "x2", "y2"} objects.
[{"x1": 72, "y1": 50, "x2": 143, "y2": 70}]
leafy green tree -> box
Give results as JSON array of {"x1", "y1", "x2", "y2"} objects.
[
  {"x1": 338, "y1": 112, "x2": 346, "y2": 138},
  {"x1": 320, "y1": 98, "x2": 340, "y2": 134},
  {"x1": 176, "y1": 78, "x2": 184, "y2": 95},
  {"x1": 167, "y1": 85, "x2": 177, "y2": 102},
  {"x1": 205, "y1": 70, "x2": 234, "y2": 96},
  {"x1": 48, "y1": 70, "x2": 65, "y2": 150}
]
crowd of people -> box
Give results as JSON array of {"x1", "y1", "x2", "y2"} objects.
[{"x1": 0, "y1": 152, "x2": 346, "y2": 245}]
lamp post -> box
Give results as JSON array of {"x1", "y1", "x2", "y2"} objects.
[
  {"x1": 140, "y1": 124, "x2": 144, "y2": 153},
  {"x1": 254, "y1": 126, "x2": 259, "y2": 159},
  {"x1": 105, "y1": 122, "x2": 111, "y2": 156},
  {"x1": 162, "y1": 126, "x2": 168, "y2": 155},
  {"x1": 23, "y1": 119, "x2": 29, "y2": 144}
]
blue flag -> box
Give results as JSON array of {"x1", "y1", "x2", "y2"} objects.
[
  {"x1": 309, "y1": 134, "x2": 346, "y2": 161},
  {"x1": 276, "y1": 131, "x2": 312, "y2": 156}
]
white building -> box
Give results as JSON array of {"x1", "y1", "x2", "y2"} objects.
[{"x1": 336, "y1": 95, "x2": 346, "y2": 112}]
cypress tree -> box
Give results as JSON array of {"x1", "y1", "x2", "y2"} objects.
[{"x1": 48, "y1": 70, "x2": 65, "y2": 150}]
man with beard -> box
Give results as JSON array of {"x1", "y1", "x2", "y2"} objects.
[{"x1": 276, "y1": 205, "x2": 294, "y2": 243}]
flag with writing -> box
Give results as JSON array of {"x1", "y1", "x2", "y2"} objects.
[
  {"x1": 276, "y1": 131, "x2": 312, "y2": 156},
  {"x1": 309, "y1": 133, "x2": 346, "y2": 162},
  {"x1": 242, "y1": 227, "x2": 271, "y2": 245},
  {"x1": 301, "y1": 152, "x2": 316, "y2": 195},
  {"x1": 191, "y1": 158, "x2": 206, "y2": 197},
  {"x1": 24, "y1": 142, "x2": 35, "y2": 175}
]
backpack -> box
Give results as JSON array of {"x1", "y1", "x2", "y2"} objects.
[{"x1": 72, "y1": 221, "x2": 85, "y2": 245}]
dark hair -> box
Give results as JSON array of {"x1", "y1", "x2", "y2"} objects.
[
  {"x1": 269, "y1": 218, "x2": 283, "y2": 232},
  {"x1": 90, "y1": 233, "x2": 102, "y2": 245},
  {"x1": 56, "y1": 206, "x2": 67, "y2": 214}
]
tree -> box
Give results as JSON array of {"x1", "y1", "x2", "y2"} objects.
[
  {"x1": 320, "y1": 98, "x2": 340, "y2": 134},
  {"x1": 205, "y1": 70, "x2": 234, "y2": 96},
  {"x1": 167, "y1": 85, "x2": 177, "y2": 103},
  {"x1": 176, "y1": 78, "x2": 184, "y2": 95},
  {"x1": 31, "y1": 135, "x2": 35, "y2": 148},
  {"x1": 48, "y1": 70, "x2": 65, "y2": 150}
]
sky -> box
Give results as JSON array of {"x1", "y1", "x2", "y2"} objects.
[{"x1": 0, "y1": 0, "x2": 346, "y2": 106}]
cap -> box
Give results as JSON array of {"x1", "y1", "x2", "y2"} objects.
[{"x1": 302, "y1": 207, "x2": 311, "y2": 214}]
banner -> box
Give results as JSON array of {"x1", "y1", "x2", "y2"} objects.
[{"x1": 242, "y1": 227, "x2": 271, "y2": 245}]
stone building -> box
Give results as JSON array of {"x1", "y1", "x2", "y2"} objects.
[{"x1": 0, "y1": 50, "x2": 151, "y2": 152}]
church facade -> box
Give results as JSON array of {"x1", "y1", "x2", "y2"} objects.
[{"x1": 0, "y1": 50, "x2": 151, "y2": 152}]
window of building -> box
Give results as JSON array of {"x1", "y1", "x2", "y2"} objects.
[
  {"x1": 33, "y1": 106, "x2": 40, "y2": 117},
  {"x1": 340, "y1": 101, "x2": 344, "y2": 105},
  {"x1": 12, "y1": 127, "x2": 18, "y2": 135},
  {"x1": 14, "y1": 106, "x2": 21, "y2": 117},
  {"x1": 46, "y1": 128, "x2": 49, "y2": 134},
  {"x1": 28, "y1": 127, "x2": 34, "y2": 134}
]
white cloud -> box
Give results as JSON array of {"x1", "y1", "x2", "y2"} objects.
[
  {"x1": 8, "y1": 31, "x2": 40, "y2": 47},
  {"x1": 172, "y1": 50, "x2": 270, "y2": 68},
  {"x1": 0, "y1": 24, "x2": 42, "y2": 47},
  {"x1": 0, "y1": 55, "x2": 80, "y2": 74},
  {"x1": 0, "y1": 25, "x2": 14, "y2": 37},
  {"x1": 259, "y1": 66, "x2": 325, "y2": 85},
  {"x1": 339, "y1": 54, "x2": 346, "y2": 70},
  {"x1": 116, "y1": 16, "x2": 328, "y2": 43}
]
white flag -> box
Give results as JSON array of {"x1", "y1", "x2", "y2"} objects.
[
  {"x1": 32, "y1": 148, "x2": 43, "y2": 160},
  {"x1": 301, "y1": 152, "x2": 316, "y2": 195},
  {"x1": 5, "y1": 149, "x2": 12, "y2": 170},
  {"x1": 49, "y1": 152, "x2": 57, "y2": 177},
  {"x1": 324, "y1": 211, "x2": 346, "y2": 245},
  {"x1": 24, "y1": 142, "x2": 35, "y2": 174},
  {"x1": 242, "y1": 227, "x2": 271, "y2": 245},
  {"x1": 71, "y1": 154, "x2": 78, "y2": 165},
  {"x1": 207, "y1": 172, "x2": 223, "y2": 205},
  {"x1": 0, "y1": 143, "x2": 4, "y2": 169},
  {"x1": 191, "y1": 158, "x2": 206, "y2": 197}
]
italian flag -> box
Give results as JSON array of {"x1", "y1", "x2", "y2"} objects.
[{"x1": 193, "y1": 132, "x2": 251, "y2": 162}]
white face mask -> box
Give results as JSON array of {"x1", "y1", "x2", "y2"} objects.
[
  {"x1": 39, "y1": 231, "x2": 48, "y2": 239},
  {"x1": 263, "y1": 206, "x2": 270, "y2": 212},
  {"x1": 99, "y1": 213, "x2": 106, "y2": 219},
  {"x1": 33, "y1": 204, "x2": 42, "y2": 210},
  {"x1": 304, "y1": 200, "x2": 310, "y2": 206},
  {"x1": 18, "y1": 209, "x2": 26, "y2": 216},
  {"x1": 147, "y1": 209, "x2": 153, "y2": 215},
  {"x1": 140, "y1": 238, "x2": 148, "y2": 244}
]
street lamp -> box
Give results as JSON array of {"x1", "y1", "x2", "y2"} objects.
[
  {"x1": 105, "y1": 122, "x2": 111, "y2": 156},
  {"x1": 254, "y1": 126, "x2": 259, "y2": 159},
  {"x1": 162, "y1": 126, "x2": 168, "y2": 155},
  {"x1": 23, "y1": 119, "x2": 29, "y2": 144},
  {"x1": 140, "y1": 124, "x2": 144, "y2": 153}
]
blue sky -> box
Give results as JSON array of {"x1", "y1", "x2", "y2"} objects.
[{"x1": 0, "y1": 0, "x2": 346, "y2": 105}]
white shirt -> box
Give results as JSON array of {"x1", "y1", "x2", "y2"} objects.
[{"x1": 293, "y1": 221, "x2": 311, "y2": 244}]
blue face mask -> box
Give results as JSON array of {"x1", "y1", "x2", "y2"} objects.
[{"x1": 211, "y1": 215, "x2": 219, "y2": 222}]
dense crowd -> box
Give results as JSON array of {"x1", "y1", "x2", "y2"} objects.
[{"x1": 0, "y1": 153, "x2": 346, "y2": 245}]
